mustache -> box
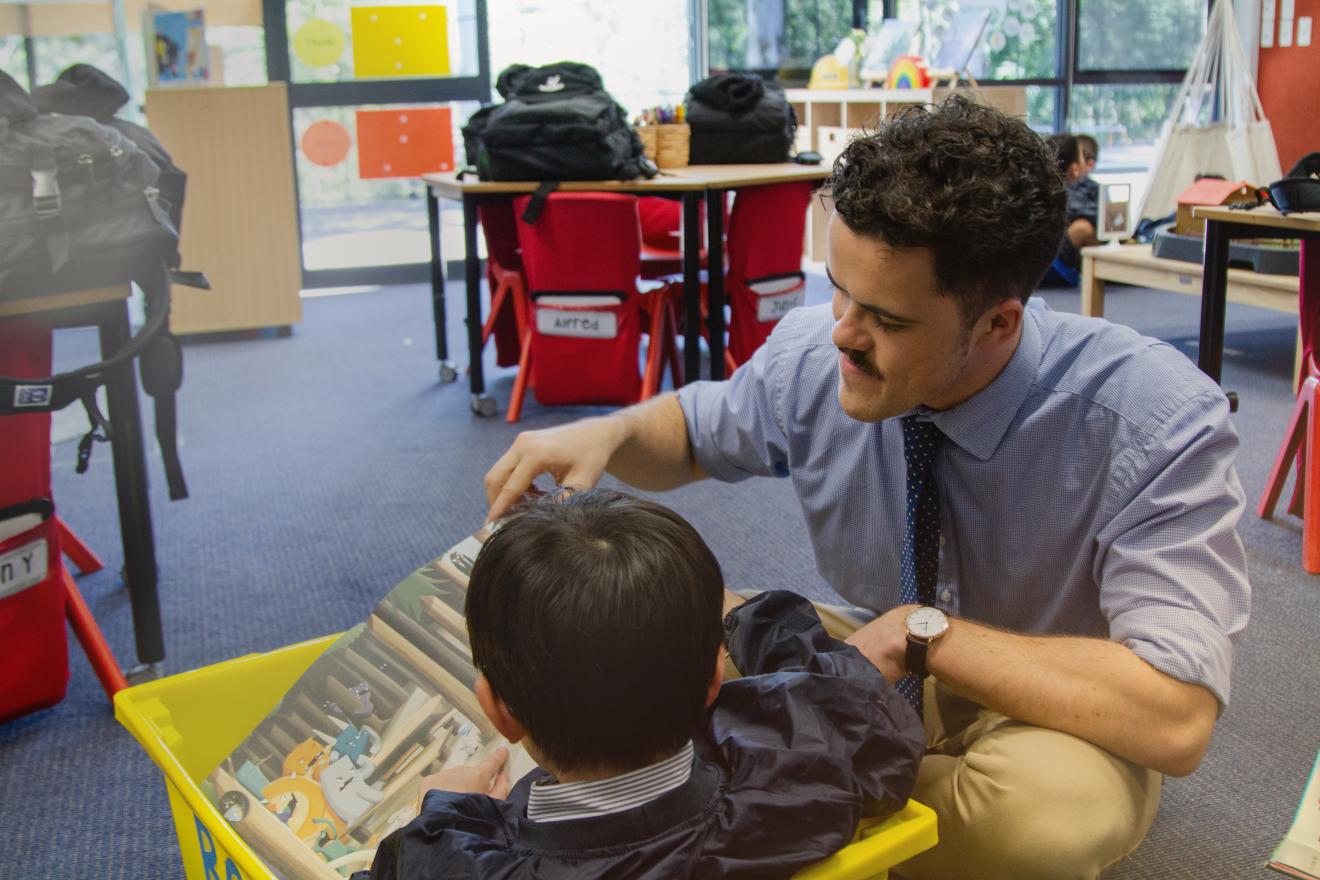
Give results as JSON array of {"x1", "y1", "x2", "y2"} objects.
[{"x1": 839, "y1": 347, "x2": 884, "y2": 380}]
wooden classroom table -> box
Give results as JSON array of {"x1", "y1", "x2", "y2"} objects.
[
  {"x1": 1080, "y1": 243, "x2": 1304, "y2": 380},
  {"x1": 1193, "y1": 205, "x2": 1320, "y2": 384},
  {"x1": 0, "y1": 285, "x2": 164, "y2": 671},
  {"x1": 421, "y1": 163, "x2": 830, "y2": 415}
]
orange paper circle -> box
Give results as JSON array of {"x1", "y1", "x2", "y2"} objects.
[{"x1": 302, "y1": 120, "x2": 352, "y2": 167}]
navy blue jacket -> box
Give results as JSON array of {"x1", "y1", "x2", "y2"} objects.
[{"x1": 363, "y1": 590, "x2": 925, "y2": 879}]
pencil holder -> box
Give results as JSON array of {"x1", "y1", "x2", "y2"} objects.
[
  {"x1": 636, "y1": 125, "x2": 658, "y2": 162},
  {"x1": 655, "y1": 123, "x2": 690, "y2": 169}
]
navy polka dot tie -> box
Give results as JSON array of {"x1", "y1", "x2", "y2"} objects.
[{"x1": 897, "y1": 415, "x2": 943, "y2": 715}]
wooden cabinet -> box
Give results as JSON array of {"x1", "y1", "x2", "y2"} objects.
[{"x1": 145, "y1": 84, "x2": 302, "y2": 334}]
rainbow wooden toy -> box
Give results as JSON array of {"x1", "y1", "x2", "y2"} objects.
[{"x1": 886, "y1": 55, "x2": 931, "y2": 89}]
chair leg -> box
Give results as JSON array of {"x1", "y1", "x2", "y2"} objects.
[
  {"x1": 1305, "y1": 380, "x2": 1320, "y2": 574},
  {"x1": 506, "y1": 328, "x2": 534, "y2": 424},
  {"x1": 62, "y1": 567, "x2": 128, "y2": 699},
  {"x1": 665, "y1": 298, "x2": 684, "y2": 388},
  {"x1": 642, "y1": 297, "x2": 667, "y2": 400},
  {"x1": 481, "y1": 278, "x2": 512, "y2": 347},
  {"x1": 57, "y1": 517, "x2": 104, "y2": 574},
  {"x1": 1259, "y1": 377, "x2": 1313, "y2": 519}
]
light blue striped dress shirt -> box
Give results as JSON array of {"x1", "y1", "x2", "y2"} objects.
[{"x1": 678, "y1": 302, "x2": 1250, "y2": 705}]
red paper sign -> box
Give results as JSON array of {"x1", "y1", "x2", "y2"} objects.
[
  {"x1": 301, "y1": 120, "x2": 352, "y2": 167},
  {"x1": 355, "y1": 107, "x2": 454, "y2": 179}
]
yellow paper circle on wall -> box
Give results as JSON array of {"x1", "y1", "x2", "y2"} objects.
[{"x1": 294, "y1": 18, "x2": 346, "y2": 68}]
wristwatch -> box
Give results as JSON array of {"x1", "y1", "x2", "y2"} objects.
[{"x1": 905, "y1": 606, "x2": 950, "y2": 678}]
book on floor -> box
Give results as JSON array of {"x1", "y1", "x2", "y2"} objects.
[
  {"x1": 1269, "y1": 749, "x2": 1320, "y2": 880},
  {"x1": 203, "y1": 525, "x2": 537, "y2": 879}
]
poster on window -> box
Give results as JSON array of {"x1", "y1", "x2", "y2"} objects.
[
  {"x1": 145, "y1": 7, "x2": 210, "y2": 87},
  {"x1": 355, "y1": 107, "x2": 454, "y2": 179},
  {"x1": 350, "y1": 5, "x2": 450, "y2": 78}
]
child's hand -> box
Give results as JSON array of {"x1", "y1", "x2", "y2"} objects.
[{"x1": 416, "y1": 747, "x2": 512, "y2": 810}]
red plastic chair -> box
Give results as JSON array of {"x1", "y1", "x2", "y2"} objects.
[
  {"x1": 507, "y1": 193, "x2": 681, "y2": 423},
  {"x1": 0, "y1": 319, "x2": 127, "y2": 717},
  {"x1": 476, "y1": 202, "x2": 529, "y2": 368},
  {"x1": 638, "y1": 196, "x2": 712, "y2": 281},
  {"x1": 1258, "y1": 239, "x2": 1320, "y2": 572},
  {"x1": 723, "y1": 181, "x2": 816, "y2": 366}
]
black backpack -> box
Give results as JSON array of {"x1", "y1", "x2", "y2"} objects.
[
  {"x1": 475, "y1": 62, "x2": 655, "y2": 185},
  {"x1": 460, "y1": 63, "x2": 533, "y2": 170},
  {"x1": 0, "y1": 69, "x2": 179, "y2": 299},
  {"x1": 34, "y1": 64, "x2": 188, "y2": 243},
  {"x1": 684, "y1": 73, "x2": 798, "y2": 165},
  {"x1": 0, "y1": 70, "x2": 188, "y2": 500}
]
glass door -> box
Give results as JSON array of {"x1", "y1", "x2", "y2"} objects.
[{"x1": 263, "y1": 0, "x2": 490, "y2": 288}]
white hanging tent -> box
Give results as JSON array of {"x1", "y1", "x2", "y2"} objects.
[{"x1": 1136, "y1": 0, "x2": 1282, "y2": 222}]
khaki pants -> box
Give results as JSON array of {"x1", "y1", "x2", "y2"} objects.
[{"x1": 811, "y1": 604, "x2": 1163, "y2": 880}]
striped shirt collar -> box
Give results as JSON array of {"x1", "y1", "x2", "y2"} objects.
[{"x1": 526, "y1": 741, "x2": 695, "y2": 823}]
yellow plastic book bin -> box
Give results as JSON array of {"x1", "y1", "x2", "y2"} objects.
[{"x1": 115, "y1": 636, "x2": 938, "y2": 880}]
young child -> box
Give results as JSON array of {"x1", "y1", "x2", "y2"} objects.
[{"x1": 363, "y1": 489, "x2": 924, "y2": 879}]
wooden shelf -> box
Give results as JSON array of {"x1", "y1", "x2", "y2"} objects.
[{"x1": 145, "y1": 84, "x2": 302, "y2": 335}]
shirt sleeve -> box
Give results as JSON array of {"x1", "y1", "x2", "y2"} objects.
[
  {"x1": 676, "y1": 313, "x2": 796, "y2": 482},
  {"x1": 1096, "y1": 389, "x2": 1251, "y2": 707},
  {"x1": 716, "y1": 591, "x2": 925, "y2": 817}
]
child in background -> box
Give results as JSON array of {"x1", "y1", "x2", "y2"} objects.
[
  {"x1": 1078, "y1": 133, "x2": 1099, "y2": 177},
  {"x1": 1046, "y1": 133, "x2": 1101, "y2": 284},
  {"x1": 363, "y1": 489, "x2": 924, "y2": 880}
]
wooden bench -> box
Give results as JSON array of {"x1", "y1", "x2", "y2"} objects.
[{"x1": 1080, "y1": 243, "x2": 1302, "y2": 378}]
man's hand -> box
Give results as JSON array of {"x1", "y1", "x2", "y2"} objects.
[
  {"x1": 484, "y1": 418, "x2": 625, "y2": 522},
  {"x1": 416, "y1": 747, "x2": 512, "y2": 810},
  {"x1": 845, "y1": 604, "x2": 917, "y2": 684},
  {"x1": 483, "y1": 395, "x2": 704, "y2": 522}
]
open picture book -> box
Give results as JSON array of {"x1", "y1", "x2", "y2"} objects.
[
  {"x1": 203, "y1": 525, "x2": 538, "y2": 879},
  {"x1": 1269, "y1": 749, "x2": 1320, "y2": 880}
]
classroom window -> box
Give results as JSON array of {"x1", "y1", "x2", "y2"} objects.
[
  {"x1": 708, "y1": 0, "x2": 856, "y2": 83},
  {"x1": 1076, "y1": 0, "x2": 1204, "y2": 71},
  {"x1": 488, "y1": 0, "x2": 689, "y2": 116}
]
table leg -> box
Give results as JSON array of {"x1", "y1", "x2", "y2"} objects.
[
  {"x1": 1299, "y1": 238, "x2": 1320, "y2": 388},
  {"x1": 427, "y1": 187, "x2": 457, "y2": 384},
  {"x1": 682, "y1": 192, "x2": 703, "y2": 383},
  {"x1": 1198, "y1": 220, "x2": 1231, "y2": 383},
  {"x1": 706, "y1": 189, "x2": 726, "y2": 381},
  {"x1": 463, "y1": 194, "x2": 495, "y2": 416},
  {"x1": 1080, "y1": 253, "x2": 1105, "y2": 318},
  {"x1": 98, "y1": 301, "x2": 163, "y2": 667}
]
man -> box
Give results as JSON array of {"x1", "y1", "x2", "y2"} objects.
[{"x1": 483, "y1": 96, "x2": 1250, "y2": 880}]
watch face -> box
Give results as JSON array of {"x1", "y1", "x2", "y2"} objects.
[{"x1": 906, "y1": 606, "x2": 949, "y2": 640}]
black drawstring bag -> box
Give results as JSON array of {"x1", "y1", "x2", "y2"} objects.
[
  {"x1": 684, "y1": 73, "x2": 798, "y2": 165},
  {"x1": 1268, "y1": 152, "x2": 1320, "y2": 214}
]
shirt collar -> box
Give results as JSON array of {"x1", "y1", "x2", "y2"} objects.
[
  {"x1": 918, "y1": 305, "x2": 1042, "y2": 462},
  {"x1": 525, "y1": 741, "x2": 695, "y2": 823}
]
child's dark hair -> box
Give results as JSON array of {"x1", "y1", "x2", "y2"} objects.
[
  {"x1": 465, "y1": 488, "x2": 725, "y2": 775},
  {"x1": 1047, "y1": 133, "x2": 1082, "y2": 176},
  {"x1": 1078, "y1": 133, "x2": 1099, "y2": 164}
]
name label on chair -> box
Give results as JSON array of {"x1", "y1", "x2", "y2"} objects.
[
  {"x1": 537, "y1": 309, "x2": 619, "y2": 339},
  {"x1": 756, "y1": 290, "x2": 806, "y2": 322},
  {"x1": 0, "y1": 537, "x2": 47, "y2": 599}
]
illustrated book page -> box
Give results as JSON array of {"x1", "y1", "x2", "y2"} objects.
[{"x1": 204, "y1": 526, "x2": 537, "y2": 879}]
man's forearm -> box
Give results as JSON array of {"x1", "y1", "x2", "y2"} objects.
[
  {"x1": 849, "y1": 609, "x2": 1219, "y2": 777},
  {"x1": 928, "y1": 620, "x2": 1218, "y2": 776},
  {"x1": 604, "y1": 393, "x2": 707, "y2": 490}
]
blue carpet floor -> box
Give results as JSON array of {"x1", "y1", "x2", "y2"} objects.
[{"x1": 2, "y1": 272, "x2": 1318, "y2": 879}]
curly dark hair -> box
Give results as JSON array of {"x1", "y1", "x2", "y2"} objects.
[{"x1": 825, "y1": 95, "x2": 1066, "y2": 321}]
